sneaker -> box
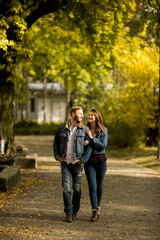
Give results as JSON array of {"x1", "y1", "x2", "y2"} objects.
[
  {"x1": 65, "y1": 214, "x2": 72, "y2": 222},
  {"x1": 72, "y1": 212, "x2": 77, "y2": 220}
]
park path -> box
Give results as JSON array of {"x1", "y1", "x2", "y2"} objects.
[{"x1": 0, "y1": 135, "x2": 160, "y2": 239}]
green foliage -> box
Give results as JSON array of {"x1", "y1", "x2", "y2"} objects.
[
  {"x1": 14, "y1": 121, "x2": 61, "y2": 135},
  {"x1": 0, "y1": 0, "x2": 27, "y2": 78},
  {"x1": 107, "y1": 120, "x2": 145, "y2": 148},
  {"x1": 91, "y1": 27, "x2": 159, "y2": 148},
  {"x1": 19, "y1": 0, "x2": 135, "y2": 106},
  {"x1": 0, "y1": 0, "x2": 159, "y2": 150},
  {"x1": 126, "y1": 0, "x2": 160, "y2": 47}
]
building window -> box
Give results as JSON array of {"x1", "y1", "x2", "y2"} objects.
[{"x1": 30, "y1": 98, "x2": 35, "y2": 112}]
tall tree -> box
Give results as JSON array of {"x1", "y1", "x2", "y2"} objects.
[
  {"x1": 0, "y1": 0, "x2": 134, "y2": 152},
  {"x1": 23, "y1": 13, "x2": 109, "y2": 118},
  {"x1": 126, "y1": 0, "x2": 160, "y2": 155},
  {"x1": 112, "y1": 30, "x2": 158, "y2": 146}
]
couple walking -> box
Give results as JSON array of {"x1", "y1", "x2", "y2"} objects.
[{"x1": 53, "y1": 106, "x2": 108, "y2": 222}]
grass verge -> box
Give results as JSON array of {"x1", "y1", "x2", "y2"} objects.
[{"x1": 107, "y1": 147, "x2": 160, "y2": 173}]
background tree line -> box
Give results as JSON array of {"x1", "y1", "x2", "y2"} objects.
[{"x1": 0, "y1": 0, "x2": 159, "y2": 152}]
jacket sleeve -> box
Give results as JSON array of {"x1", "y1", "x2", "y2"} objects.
[
  {"x1": 79, "y1": 142, "x2": 92, "y2": 164},
  {"x1": 92, "y1": 128, "x2": 108, "y2": 150},
  {"x1": 53, "y1": 125, "x2": 61, "y2": 160},
  {"x1": 79, "y1": 130, "x2": 92, "y2": 163}
]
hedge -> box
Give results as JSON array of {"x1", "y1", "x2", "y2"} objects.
[{"x1": 14, "y1": 120, "x2": 61, "y2": 135}]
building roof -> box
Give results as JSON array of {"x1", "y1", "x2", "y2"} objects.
[{"x1": 28, "y1": 82, "x2": 66, "y2": 95}]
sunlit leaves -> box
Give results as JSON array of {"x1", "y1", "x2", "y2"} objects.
[
  {"x1": 0, "y1": 176, "x2": 35, "y2": 209},
  {"x1": 126, "y1": 0, "x2": 160, "y2": 46},
  {"x1": 111, "y1": 28, "x2": 159, "y2": 132}
]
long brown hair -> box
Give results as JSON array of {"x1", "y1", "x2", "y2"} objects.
[{"x1": 87, "y1": 109, "x2": 106, "y2": 135}]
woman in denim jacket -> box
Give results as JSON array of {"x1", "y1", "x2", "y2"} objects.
[{"x1": 84, "y1": 109, "x2": 108, "y2": 222}]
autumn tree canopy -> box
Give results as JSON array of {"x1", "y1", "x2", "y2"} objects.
[{"x1": 0, "y1": 0, "x2": 159, "y2": 151}]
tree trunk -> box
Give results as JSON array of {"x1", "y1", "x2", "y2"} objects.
[
  {"x1": 0, "y1": 90, "x2": 3, "y2": 141},
  {"x1": 43, "y1": 66, "x2": 47, "y2": 123},
  {"x1": 157, "y1": 46, "x2": 160, "y2": 160},
  {"x1": 50, "y1": 85, "x2": 53, "y2": 122},
  {"x1": 10, "y1": 87, "x2": 15, "y2": 155},
  {"x1": 157, "y1": 7, "x2": 160, "y2": 160},
  {"x1": 0, "y1": 78, "x2": 15, "y2": 155},
  {"x1": 65, "y1": 91, "x2": 71, "y2": 121},
  {"x1": 0, "y1": 0, "x2": 70, "y2": 154}
]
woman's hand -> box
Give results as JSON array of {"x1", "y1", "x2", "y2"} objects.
[
  {"x1": 84, "y1": 140, "x2": 89, "y2": 146},
  {"x1": 86, "y1": 129, "x2": 94, "y2": 140}
]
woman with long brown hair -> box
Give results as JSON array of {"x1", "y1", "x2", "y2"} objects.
[{"x1": 84, "y1": 109, "x2": 108, "y2": 222}]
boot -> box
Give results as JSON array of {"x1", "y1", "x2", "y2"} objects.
[
  {"x1": 91, "y1": 210, "x2": 99, "y2": 222},
  {"x1": 72, "y1": 208, "x2": 78, "y2": 220},
  {"x1": 65, "y1": 214, "x2": 72, "y2": 222},
  {"x1": 98, "y1": 206, "x2": 100, "y2": 214},
  {"x1": 72, "y1": 211, "x2": 77, "y2": 220}
]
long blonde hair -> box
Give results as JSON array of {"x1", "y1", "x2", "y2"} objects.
[{"x1": 87, "y1": 109, "x2": 106, "y2": 135}]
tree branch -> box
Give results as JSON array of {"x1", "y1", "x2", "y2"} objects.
[{"x1": 25, "y1": 0, "x2": 69, "y2": 28}]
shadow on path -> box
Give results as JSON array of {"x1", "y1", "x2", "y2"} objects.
[{"x1": 0, "y1": 136, "x2": 159, "y2": 239}]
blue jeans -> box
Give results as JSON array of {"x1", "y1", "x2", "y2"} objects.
[
  {"x1": 84, "y1": 161, "x2": 107, "y2": 210},
  {"x1": 61, "y1": 162, "x2": 83, "y2": 214}
]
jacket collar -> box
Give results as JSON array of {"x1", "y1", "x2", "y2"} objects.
[{"x1": 65, "y1": 120, "x2": 84, "y2": 129}]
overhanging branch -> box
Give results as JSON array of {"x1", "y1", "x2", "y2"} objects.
[{"x1": 25, "y1": 0, "x2": 70, "y2": 28}]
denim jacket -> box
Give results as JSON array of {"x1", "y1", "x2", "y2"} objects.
[
  {"x1": 85, "y1": 127, "x2": 108, "y2": 155},
  {"x1": 53, "y1": 121, "x2": 92, "y2": 163}
]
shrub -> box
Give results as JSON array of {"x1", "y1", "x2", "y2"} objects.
[
  {"x1": 14, "y1": 120, "x2": 61, "y2": 135},
  {"x1": 106, "y1": 120, "x2": 145, "y2": 148}
]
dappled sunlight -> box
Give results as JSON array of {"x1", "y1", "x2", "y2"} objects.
[
  {"x1": 1, "y1": 136, "x2": 159, "y2": 239},
  {"x1": 112, "y1": 204, "x2": 156, "y2": 213},
  {"x1": 107, "y1": 159, "x2": 160, "y2": 178}
]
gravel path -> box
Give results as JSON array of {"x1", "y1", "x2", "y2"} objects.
[{"x1": 0, "y1": 135, "x2": 159, "y2": 239}]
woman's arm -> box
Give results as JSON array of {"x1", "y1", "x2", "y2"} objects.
[{"x1": 93, "y1": 128, "x2": 108, "y2": 150}]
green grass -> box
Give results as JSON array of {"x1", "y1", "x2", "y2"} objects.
[{"x1": 107, "y1": 147, "x2": 160, "y2": 173}]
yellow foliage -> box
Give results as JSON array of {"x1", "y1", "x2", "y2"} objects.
[{"x1": 110, "y1": 28, "x2": 159, "y2": 129}]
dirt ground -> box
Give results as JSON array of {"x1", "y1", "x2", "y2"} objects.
[{"x1": 0, "y1": 135, "x2": 160, "y2": 240}]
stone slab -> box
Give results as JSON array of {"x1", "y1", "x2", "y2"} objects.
[
  {"x1": 15, "y1": 157, "x2": 36, "y2": 169},
  {"x1": 0, "y1": 166, "x2": 20, "y2": 192}
]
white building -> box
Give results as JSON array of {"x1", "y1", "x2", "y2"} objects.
[{"x1": 14, "y1": 82, "x2": 67, "y2": 123}]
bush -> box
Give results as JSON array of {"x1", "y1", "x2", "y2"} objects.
[
  {"x1": 14, "y1": 120, "x2": 61, "y2": 135},
  {"x1": 106, "y1": 120, "x2": 145, "y2": 148}
]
